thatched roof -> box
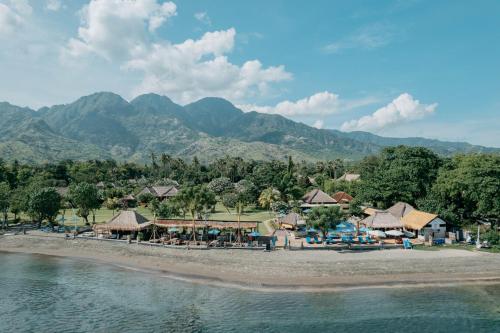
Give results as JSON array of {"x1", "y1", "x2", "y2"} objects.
[
  {"x1": 139, "y1": 186, "x2": 178, "y2": 198},
  {"x1": 332, "y1": 191, "x2": 353, "y2": 203},
  {"x1": 94, "y1": 211, "x2": 151, "y2": 232},
  {"x1": 360, "y1": 212, "x2": 403, "y2": 229},
  {"x1": 279, "y1": 212, "x2": 305, "y2": 227},
  {"x1": 302, "y1": 189, "x2": 337, "y2": 204},
  {"x1": 387, "y1": 202, "x2": 414, "y2": 219},
  {"x1": 363, "y1": 207, "x2": 383, "y2": 216},
  {"x1": 402, "y1": 210, "x2": 439, "y2": 230},
  {"x1": 337, "y1": 173, "x2": 360, "y2": 182},
  {"x1": 122, "y1": 194, "x2": 136, "y2": 201},
  {"x1": 154, "y1": 219, "x2": 258, "y2": 229}
]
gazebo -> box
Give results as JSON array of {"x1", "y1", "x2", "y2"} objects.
[{"x1": 93, "y1": 210, "x2": 151, "y2": 237}]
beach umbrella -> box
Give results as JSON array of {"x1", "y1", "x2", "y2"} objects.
[
  {"x1": 403, "y1": 230, "x2": 415, "y2": 238},
  {"x1": 208, "y1": 229, "x2": 220, "y2": 235},
  {"x1": 368, "y1": 230, "x2": 386, "y2": 238},
  {"x1": 248, "y1": 231, "x2": 261, "y2": 237},
  {"x1": 306, "y1": 227, "x2": 317, "y2": 233},
  {"x1": 385, "y1": 230, "x2": 404, "y2": 237},
  {"x1": 168, "y1": 227, "x2": 179, "y2": 232}
]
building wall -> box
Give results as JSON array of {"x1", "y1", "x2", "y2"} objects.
[{"x1": 417, "y1": 217, "x2": 446, "y2": 241}]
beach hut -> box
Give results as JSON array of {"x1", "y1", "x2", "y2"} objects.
[
  {"x1": 93, "y1": 210, "x2": 151, "y2": 237},
  {"x1": 336, "y1": 173, "x2": 360, "y2": 182},
  {"x1": 301, "y1": 189, "x2": 337, "y2": 208},
  {"x1": 279, "y1": 212, "x2": 306, "y2": 230},
  {"x1": 402, "y1": 210, "x2": 447, "y2": 241},
  {"x1": 138, "y1": 185, "x2": 178, "y2": 201},
  {"x1": 360, "y1": 211, "x2": 403, "y2": 230},
  {"x1": 386, "y1": 202, "x2": 414, "y2": 219},
  {"x1": 362, "y1": 207, "x2": 383, "y2": 216}
]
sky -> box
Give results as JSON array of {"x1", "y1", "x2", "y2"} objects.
[{"x1": 0, "y1": 0, "x2": 499, "y2": 146}]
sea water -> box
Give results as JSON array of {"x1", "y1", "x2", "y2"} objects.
[{"x1": 0, "y1": 252, "x2": 499, "y2": 333}]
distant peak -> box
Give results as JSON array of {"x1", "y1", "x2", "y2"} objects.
[{"x1": 131, "y1": 93, "x2": 174, "y2": 105}]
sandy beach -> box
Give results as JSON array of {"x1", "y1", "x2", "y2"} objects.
[{"x1": 1, "y1": 233, "x2": 499, "y2": 292}]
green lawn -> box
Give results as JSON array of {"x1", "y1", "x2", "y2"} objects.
[{"x1": 7, "y1": 202, "x2": 273, "y2": 228}]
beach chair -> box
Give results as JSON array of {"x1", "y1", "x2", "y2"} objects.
[
  {"x1": 403, "y1": 238, "x2": 412, "y2": 249},
  {"x1": 358, "y1": 236, "x2": 366, "y2": 244},
  {"x1": 306, "y1": 236, "x2": 315, "y2": 244},
  {"x1": 314, "y1": 235, "x2": 322, "y2": 244},
  {"x1": 341, "y1": 235, "x2": 353, "y2": 244}
]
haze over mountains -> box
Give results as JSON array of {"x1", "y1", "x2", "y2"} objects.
[{"x1": 0, "y1": 92, "x2": 497, "y2": 163}]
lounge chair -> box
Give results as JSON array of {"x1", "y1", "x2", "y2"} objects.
[
  {"x1": 341, "y1": 235, "x2": 353, "y2": 244},
  {"x1": 403, "y1": 238, "x2": 412, "y2": 249},
  {"x1": 306, "y1": 236, "x2": 315, "y2": 244},
  {"x1": 357, "y1": 236, "x2": 366, "y2": 244}
]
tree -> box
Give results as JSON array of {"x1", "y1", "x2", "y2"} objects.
[
  {"x1": 174, "y1": 185, "x2": 216, "y2": 240},
  {"x1": 105, "y1": 197, "x2": 121, "y2": 215},
  {"x1": 9, "y1": 188, "x2": 26, "y2": 223},
  {"x1": 307, "y1": 206, "x2": 344, "y2": 242},
  {"x1": 28, "y1": 187, "x2": 61, "y2": 228},
  {"x1": 0, "y1": 182, "x2": 10, "y2": 229},
  {"x1": 68, "y1": 182, "x2": 101, "y2": 225},
  {"x1": 419, "y1": 154, "x2": 500, "y2": 228},
  {"x1": 137, "y1": 192, "x2": 155, "y2": 205},
  {"x1": 258, "y1": 187, "x2": 281, "y2": 216},
  {"x1": 207, "y1": 177, "x2": 233, "y2": 196},
  {"x1": 357, "y1": 146, "x2": 441, "y2": 208}
]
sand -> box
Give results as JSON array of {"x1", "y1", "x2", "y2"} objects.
[{"x1": 1, "y1": 233, "x2": 499, "y2": 292}]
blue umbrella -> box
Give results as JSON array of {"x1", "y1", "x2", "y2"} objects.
[
  {"x1": 359, "y1": 227, "x2": 371, "y2": 233},
  {"x1": 208, "y1": 229, "x2": 220, "y2": 235},
  {"x1": 248, "y1": 231, "x2": 261, "y2": 237},
  {"x1": 168, "y1": 227, "x2": 178, "y2": 232},
  {"x1": 307, "y1": 227, "x2": 317, "y2": 233}
]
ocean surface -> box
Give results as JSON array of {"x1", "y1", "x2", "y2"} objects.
[{"x1": 0, "y1": 252, "x2": 499, "y2": 333}]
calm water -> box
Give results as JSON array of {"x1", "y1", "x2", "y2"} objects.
[{"x1": 0, "y1": 253, "x2": 499, "y2": 333}]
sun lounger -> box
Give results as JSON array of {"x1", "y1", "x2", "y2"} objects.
[
  {"x1": 364, "y1": 235, "x2": 376, "y2": 244},
  {"x1": 357, "y1": 236, "x2": 366, "y2": 244},
  {"x1": 403, "y1": 238, "x2": 413, "y2": 249},
  {"x1": 341, "y1": 235, "x2": 353, "y2": 244},
  {"x1": 306, "y1": 236, "x2": 315, "y2": 244}
]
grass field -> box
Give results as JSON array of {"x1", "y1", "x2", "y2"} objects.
[{"x1": 7, "y1": 203, "x2": 273, "y2": 231}]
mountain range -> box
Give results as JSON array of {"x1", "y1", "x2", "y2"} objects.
[{"x1": 0, "y1": 92, "x2": 497, "y2": 163}]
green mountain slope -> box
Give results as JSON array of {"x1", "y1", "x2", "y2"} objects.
[{"x1": 0, "y1": 92, "x2": 497, "y2": 163}]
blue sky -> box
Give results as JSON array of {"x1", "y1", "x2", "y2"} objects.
[{"x1": 0, "y1": 0, "x2": 499, "y2": 146}]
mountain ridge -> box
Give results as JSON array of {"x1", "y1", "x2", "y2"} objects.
[{"x1": 0, "y1": 91, "x2": 497, "y2": 163}]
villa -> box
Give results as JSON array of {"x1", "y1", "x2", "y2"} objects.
[
  {"x1": 301, "y1": 189, "x2": 337, "y2": 208},
  {"x1": 138, "y1": 185, "x2": 178, "y2": 201},
  {"x1": 336, "y1": 173, "x2": 360, "y2": 182}
]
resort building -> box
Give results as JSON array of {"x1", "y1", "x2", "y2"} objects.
[
  {"x1": 386, "y1": 202, "x2": 415, "y2": 219},
  {"x1": 360, "y1": 211, "x2": 404, "y2": 230},
  {"x1": 402, "y1": 210, "x2": 447, "y2": 241},
  {"x1": 279, "y1": 212, "x2": 306, "y2": 230},
  {"x1": 301, "y1": 189, "x2": 337, "y2": 208},
  {"x1": 94, "y1": 210, "x2": 151, "y2": 237},
  {"x1": 336, "y1": 173, "x2": 360, "y2": 182},
  {"x1": 138, "y1": 185, "x2": 178, "y2": 201},
  {"x1": 332, "y1": 191, "x2": 353, "y2": 204}
]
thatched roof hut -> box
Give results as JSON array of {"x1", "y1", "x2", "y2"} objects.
[
  {"x1": 94, "y1": 211, "x2": 151, "y2": 233},
  {"x1": 332, "y1": 191, "x2": 353, "y2": 204},
  {"x1": 360, "y1": 212, "x2": 403, "y2": 229},
  {"x1": 336, "y1": 173, "x2": 360, "y2": 182},
  {"x1": 139, "y1": 186, "x2": 178, "y2": 200},
  {"x1": 302, "y1": 189, "x2": 337, "y2": 206},
  {"x1": 279, "y1": 212, "x2": 305, "y2": 229},
  {"x1": 387, "y1": 202, "x2": 414, "y2": 219}
]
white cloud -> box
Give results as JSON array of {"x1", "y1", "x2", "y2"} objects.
[
  {"x1": 0, "y1": 0, "x2": 32, "y2": 37},
  {"x1": 340, "y1": 93, "x2": 437, "y2": 132},
  {"x1": 324, "y1": 23, "x2": 395, "y2": 53},
  {"x1": 126, "y1": 28, "x2": 292, "y2": 104},
  {"x1": 238, "y1": 92, "x2": 381, "y2": 117},
  {"x1": 46, "y1": 0, "x2": 62, "y2": 11},
  {"x1": 63, "y1": 0, "x2": 176, "y2": 60},
  {"x1": 194, "y1": 11, "x2": 211, "y2": 25},
  {"x1": 312, "y1": 119, "x2": 324, "y2": 129}
]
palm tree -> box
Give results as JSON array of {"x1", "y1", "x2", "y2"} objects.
[{"x1": 258, "y1": 187, "x2": 281, "y2": 217}]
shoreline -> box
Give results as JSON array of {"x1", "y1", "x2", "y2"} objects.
[{"x1": 1, "y1": 234, "x2": 500, "y2": 293}]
